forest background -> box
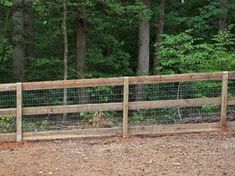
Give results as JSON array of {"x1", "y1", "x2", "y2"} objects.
[{"x1": 0, "y1": 0, "x2": 235, "y2": 83}]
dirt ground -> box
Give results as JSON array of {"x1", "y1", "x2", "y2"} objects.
[{"x1": 0, "y1": 131, "x2": 235, "y2": 176}]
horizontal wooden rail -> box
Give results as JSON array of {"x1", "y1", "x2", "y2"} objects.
[
  {"x1": 228, "y1": 97, "x2": 235, "y2": 105},
  {"x1": 1, "y1": 97, "x2": 235, "y2": 116},
  {"x1": 129, "y1": 97, "x2": 221, "y2": 110},
  {"x1": 129, "y1": 72, "x2": 223, "y2": 85},
  {"x1": 0, "y1": 72, "x2": 226, "y2": 91},
  {"x1": 22, "y1": 77, "x2": 124, "y2": 90},
  {"x1": 23, "y1": 102, "x2": 123, "y2": 115},
  {"x1": 1, "y1": 121, "x2": 234, "y2": 142},
  {"x1": 129, "y1": 122, "x2": 220, "y2": 135},
  {"x1": 0, "y1": 108, "x2": 16, "y2": 116},
  {"x1": 0, "y1": 83, "x2": 16, "y2": 92},
  {"x1": 228, "y1": 71, "x2": 235, "y2": 79}
]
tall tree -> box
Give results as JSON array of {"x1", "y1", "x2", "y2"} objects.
[
  {"x1": 63, "y1": 0, "x2": 68, "y2": 118},
  {"x1": 135, "y1": 0, "x2": 150, "y2": 101},
  {"x1": 12, "y1": 0, "x2": 25, "y2": 81},
  {"x1": 137, "y1": 0, "x2": 150, "y2": 76},
  {"x1": 76, "y1": 9, "x2": 86, "y2": 79},
  {"x1": 153, "y1": 0, "x2": 165, "y2": 74},
  {"x1": 219, "y1": 0, "x2": 228, "y2": 31},
  {"x1": 76, "y1": 8, "x2": 88, "y2": 103},
  {"x1": 24, "y1": 0, "x2": 34, "y2": 57}
]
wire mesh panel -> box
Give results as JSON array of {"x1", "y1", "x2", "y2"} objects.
[
  {"x1": 129, "y1": 80, "x2": 222, "y2": 101},
  {"x1": 129, "y1": 80, "x2": 222, "y2": 127},
  {"x1": 129, "y1": 106, "x2": 220, "y2": 127},
  {"x1": 22, "y1": 85, "x2": 123, "y2": 133},
  {"x1": 228, "y1": 80, "x2": 235, "y2": 121},
  {"x1": 23, "y1": 86, "x2": 123, "y2": 107},
  {"x1": 23, "y1": 111, "x2": 123, "y2": 132},
  {"x1": 0, "y1": 91, "x2": 16, "y2": 108},
  {"x1": 0, "y1": 91, "x2": 16, "y2": 140}
]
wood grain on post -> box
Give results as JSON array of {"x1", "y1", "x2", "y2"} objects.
[
  {"x1": 16, "y1": 83, "x2": 23, "y2": 142},
  {"x1": 220, "y1": 71, "x2": 228, "y2": 130},
  {"x1": 123, "y1": 77, "x2": 129, "y2": 137}
]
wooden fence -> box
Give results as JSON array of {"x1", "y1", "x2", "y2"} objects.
[{"x1": 0, "y1": 71, "x2": 235, "y2": 142}]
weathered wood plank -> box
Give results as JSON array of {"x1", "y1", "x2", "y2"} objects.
[
  {"x1": 0, "y1": 83, "x2": 16, "y2": 92},
  {"x1": 15, "y1": 122, "x2": 222, "y2": 141},
  {"x1": 129, "y1": 72, "x2": 223, "y2": 85},
  {"x1": 23, "y1": 102, "x2": 123, "y2": 115},
  {"x1": 228, "y1": 97, "x2": 235, "y2": 105},
  {"x1": 129, "y1": 122, "x2": 219, "y2": 135},
  {"x1": 16, "y1": 83, "x2": 23, "y2": 142},
  {"x1": 123, "y1": 77, "x2": 129, "y2": 137},
  {"x1": 19, "y1": 72, "x2": 225, "y2": 91},
  {"x1": 1, "y1": 97, "x2": 234, "y2": 117},
  {"x1": 22, "y1": 77, "x2": 124, "y2": 90},
  {"x1": 23, "y1": 127, "x2": 122, "y2": 141},
  {"x1": 129, "y1": 97, "x2": 221, "y2": 110},
  {"x1": 0, "y1": 108, "x2": 16, "y2": 116},
  {"x1": 220, "y1": 72, "x2": 228, "y2": 130},
  {"x1": 0, "y1": 133, "x2": 16, "y2": 143},
  {"x1": 1, "y1": 122, "x2": 234, "y2": 142},
  {"x1": 228, "y1": 71, "x2": 235, "y2": 80}
]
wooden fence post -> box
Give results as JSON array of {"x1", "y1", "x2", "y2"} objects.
[
  {"x1": 123, "y1": 77, "x2": 129, "y2": 137},
  {"x1": 220, "y1": 71, "x2": 228, "y2": 131},
  {"x1": 16, "y1": 83, "x2": 23, "y2": 142}
]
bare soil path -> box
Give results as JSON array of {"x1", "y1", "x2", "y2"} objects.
[{"x1": 0, "y1": 131, "x2": 235, "y2": 176}]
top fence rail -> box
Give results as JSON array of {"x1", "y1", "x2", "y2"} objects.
[{"x1": 1, "y1": 72, "x2": 235, "y2": 92}]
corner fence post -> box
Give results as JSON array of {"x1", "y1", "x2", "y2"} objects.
[
  {"x1": 123, "y1": 77, "x2": 129, "y2": 137},
  {"x1": 220, "y1": 71, "x2": 228, "y2": 131},
  {"x1": 16, "y1": 82, "x2": 23, "y2": 142}
]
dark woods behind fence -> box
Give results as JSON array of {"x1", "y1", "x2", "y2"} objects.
[{"x1": 0, "y1": 71, "x2": 235, "y2": 142}]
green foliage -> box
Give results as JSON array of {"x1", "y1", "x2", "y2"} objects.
[
  {"x1": 201, "y1": 105, "x2": 215, "y2": 114},
  {"x1": 0, "y1": 35, "x2": 12, "y2": 63},
  {"x1": 25, "y1": 57, "x2": 63, "y2": 81},
  {"x1": 0, "y1": 0, "x2": 234, "y2": 83},
  {"x1": 131, "y1": 111, "x2": 144, "y2": 122},
  {"x1": 0, "y1": 0, "x2": 12, "y2": 7},
  {"x1": 0, "y1": 116, "x2": 16, "y2": 133},
  {"x1": 156, "y1": 26, "x2": 235, "y2": 74}
]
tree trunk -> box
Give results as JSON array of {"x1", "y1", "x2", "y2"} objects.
[
  {"x1": 76, "y1": 9, "x2": 89, "y2": 104},
  {"x1": 136, "y1": 0, "x2": 150, "y2": 101},
  {"x1": 153, "y1": 0, "x2": 165, "y2": 75},
  {"x1": 24, "y1": 0, "x2": 34, "y2": 58},
  {"x1": 63, "y1": 0, "x2": 68, "y2": 120},
  {"x1": 12, "y1": 0, "x2": 25, "y2": 82},
  {"x1": 137, "y1": 0, "x2": 150, "y2": 76},
  {"x1": 77, "y1": 9, "x2": 86, "y2": 79},
  {"x1": 219, "y1": 0, "x2": 228, "y2": 31}
]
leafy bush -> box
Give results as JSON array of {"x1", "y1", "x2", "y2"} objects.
[{"x1": 156, "y1": 26, "x2": 235, "y2": 74}]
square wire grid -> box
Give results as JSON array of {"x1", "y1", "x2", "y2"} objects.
[
  {"x1": 129, "y1": 80, "x2": 222, "y2": 126},
  {"x1": 0, "y1": 91, "x2": 16, "y2": 134},
  {"x1": 22, "y1": 86, "x2": 123, "y2": 132}
]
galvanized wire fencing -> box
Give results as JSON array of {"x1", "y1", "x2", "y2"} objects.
[
  {"x1": 228, "y1": 79, "x2": 235, "y2": 122},
  {"x1": 129, "y1": 80, "x2": 222, "y2": 126},
  {"x1": 0, "y1": 72, "x2": 235, "y2": 142},
  {"x1": 22, "y1": 86, "x2": 123, "y2": 134}
]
